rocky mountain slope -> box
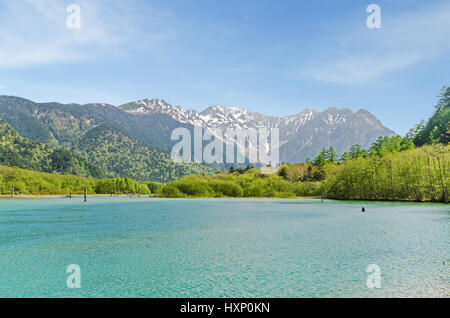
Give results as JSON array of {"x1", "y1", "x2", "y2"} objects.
[{"x1": 119, "y1": 99, "x2": 396, "y2": 162}]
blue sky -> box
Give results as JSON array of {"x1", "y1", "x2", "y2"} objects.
[{"x1": 0, "y1": 0, "x2": 449, "y2": 135}]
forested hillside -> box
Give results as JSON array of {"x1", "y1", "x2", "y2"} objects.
[
  {"x1": 75, "y1": 123, "x2": 215, "y2": 182},
  {"x1": 0, "y1": 96, "x2": 192, "y2": 151},
  {"x1": 0, "y1": 96, "x2": 216, "y2": 181},
  {"x1": 411, "y1": 86, "x2": 450, "y2": 146},
  {"x1": 0, "y1": 120, "x2": 102, "y2": 177}
]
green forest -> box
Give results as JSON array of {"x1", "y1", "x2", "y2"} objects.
[
  {"x1": 0, "y1": 119, "x2": 102, "y2": 177},
  {"x1": 74, "y1": 123, "x2": 215, "y2": 182}
]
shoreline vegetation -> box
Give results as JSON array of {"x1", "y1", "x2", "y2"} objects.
[
  {"x1": 1, "y1": 87, "x2": 448, "y2": 203},
  {"x1": 1, "y1": 144, "x2": 448, "y2": 203},
  {"x1": 157, "y1": 145, "x2": 448, "y2": 203}
]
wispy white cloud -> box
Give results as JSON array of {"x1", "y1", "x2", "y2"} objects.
[
  {"x1": 300, "y1": 2, "x2": 450, "y2": 83},
  {"x1": 0, "y1": 0, "x2": 174, "y2": 68}
]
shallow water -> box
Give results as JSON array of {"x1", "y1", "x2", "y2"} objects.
[{"x1": 0, "y1": 197, "x2": 448, "y2": 297}]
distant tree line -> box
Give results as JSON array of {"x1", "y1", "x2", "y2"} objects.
[{"x1": 0, "y1": 165, "x2": 165, "y2": 196}]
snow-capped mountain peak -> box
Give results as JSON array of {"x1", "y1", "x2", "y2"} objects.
[{"x1": 118, "y1": 98, "x2": 396, "y2": 163}]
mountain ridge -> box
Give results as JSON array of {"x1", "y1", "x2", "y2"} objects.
[
  {"x1": 118, "y1": 98, "x2": 387, "y2": 129},
  {"x1": 0, "y1": 95, "x2": 397, "y2": 164},
  {"x1": 119, "y1": 98, "x2": 396, "y2": 162}
]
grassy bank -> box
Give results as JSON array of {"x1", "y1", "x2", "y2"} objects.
[
  {"x1": 160, "y1": 171, "x2": 322, "y2": 199},
  {"x1": 0, "y1": 165, "x2": 158, "y2": 195},
  {"x1": 0, "y1": 165, "x2": 98, "y2": 195}
]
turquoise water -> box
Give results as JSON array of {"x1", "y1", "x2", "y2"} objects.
[{"x1": 0, "y1": 197, "x2": 448, "y2": 298}]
